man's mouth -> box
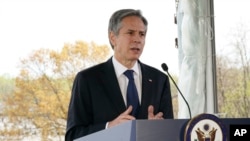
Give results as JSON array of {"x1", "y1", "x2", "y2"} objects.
[{"x1": 131, "y1": 47, "x2": 140, "y2": 51}]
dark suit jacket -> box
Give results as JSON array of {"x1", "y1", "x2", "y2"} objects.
[{"x1": 65, "y1": 57, "x2": 173, "y2": 141}]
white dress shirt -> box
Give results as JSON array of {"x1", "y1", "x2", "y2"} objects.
[
  {"x1": 106, "y1": 57, "x2": 142, "y2": 128},
  {"x1": 112, "y1": 56, "x2": 142, "y2": 105}
]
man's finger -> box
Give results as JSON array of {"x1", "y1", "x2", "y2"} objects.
[
  {"x1": 148, "y1": 105, "x2": 154, "y2": 118},
  {"x1": 155, "y1": 112, "x2": 164, "y2": 118},
  {"x1": 122, "y1": 106, "x2": 133, "y2": 115},
  {"x1": 148, "y1": 105, "x2": 154, "y2": 113},
  {"x1": 121, "y1": 106, "x2": 135, "y2": 120}
]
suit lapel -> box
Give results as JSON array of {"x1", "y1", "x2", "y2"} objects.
[
  {"x1": 138, "y1": 62, "x2": 154, "y2": 117},
  {"x1": 101, "y1": 58, "x2": 127, "y2": 114},
  {"x1": 99, "y1": 59, "x2": 155, "y2": 118}
]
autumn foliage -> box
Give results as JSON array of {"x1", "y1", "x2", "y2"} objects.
[{"x1": 1, "y1": 41, "x2": 110, "y2": 140}]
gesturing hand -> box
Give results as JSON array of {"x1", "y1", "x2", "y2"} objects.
[
  {"x1": 108, "y1": 106, "x2": 136, "y2": 128},
  {"x1": 148, "y1": 105, "x2": 164, "y2": 120}
]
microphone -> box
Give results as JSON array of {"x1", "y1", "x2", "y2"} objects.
[{"x1": 161, "y1": 63, "x2": 192, "y2": 119}]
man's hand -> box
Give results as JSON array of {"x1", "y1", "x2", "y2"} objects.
[
  {"x1": 148, "y1": 105, "x2": 164, "y2": 120},
  {"x1": 108, "y1": 106, "x2": 135, "y2": 128}
]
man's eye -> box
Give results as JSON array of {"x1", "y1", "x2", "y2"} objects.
[{"x1": 140, "y1": 33, "x2": 145, "y2": 37}]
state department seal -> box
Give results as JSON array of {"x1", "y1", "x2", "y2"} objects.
[{"x1": 184, "y1": 113, "x2": 227, "y2": 141}]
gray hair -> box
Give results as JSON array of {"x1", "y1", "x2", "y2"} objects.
[{"x1": 108, "y1": 9, "x2": 148, "y2": 49}]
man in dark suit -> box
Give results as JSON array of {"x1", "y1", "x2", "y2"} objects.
[{"x1": 65, "y1": 9, "x2": 173, "y2": 141}]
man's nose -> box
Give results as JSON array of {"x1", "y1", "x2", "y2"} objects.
[{"x1": 133, "y1": 34, "x2": 142, "y2": 43}]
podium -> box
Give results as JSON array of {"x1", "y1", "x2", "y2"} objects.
[{"x1": 74, "y1": 118, "x2": 250, "y2": 141}]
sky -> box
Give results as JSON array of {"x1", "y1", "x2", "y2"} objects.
[
  {"x1": 0, "y1": 0, "x2": 249, "y2": 77},
  {"x1": 0, "y1": 0, "x2": 178, "y2": 77}
]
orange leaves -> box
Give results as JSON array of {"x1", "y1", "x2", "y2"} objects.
[{"x1": 2, "y1": 40, "x2": 111, "y2": 139}]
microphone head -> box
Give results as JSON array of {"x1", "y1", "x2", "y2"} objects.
[{"x1": 161, "y1": 63, "x2": 169, "y2": 72}]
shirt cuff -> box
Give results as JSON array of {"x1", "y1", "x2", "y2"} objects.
[{"x1": 105, "y1": 122, "x2": 109, "y2": 129}]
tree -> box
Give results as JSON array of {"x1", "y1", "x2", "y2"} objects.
[
  {"x1": 216, "y1": 21, "x2": 250, "y2": 118},
  {"x1": 228, "y1": 22, "x2": 250, "y2": 117},
  {"x1": 216, "y1": 55, "x2": 244, "y2": 117},
  {"x1": 0, "y1": 75, "x2": 15, "y2": 100},
  {"x1": 0, "y1": 75, "x2": 16, "y2": 140},
  {"x1": 1, "y1": 41, "x2": 110, "y2": 140}
]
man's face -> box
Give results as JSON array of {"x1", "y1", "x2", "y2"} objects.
[{"x1": 110, "y1": 16, "x2": 147, "y2": 64}]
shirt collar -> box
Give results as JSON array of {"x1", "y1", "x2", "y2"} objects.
[{"x1": 112, "y1": 56, "x2": 140, "y2": 77}]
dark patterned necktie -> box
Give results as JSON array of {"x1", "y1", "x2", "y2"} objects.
[{"x1": 124, "y1": 70, "x2": 139, "y2": 117}]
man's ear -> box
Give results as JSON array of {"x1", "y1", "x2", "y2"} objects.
[{"x1": 109, "y1": 31, "x2": 116, "y2": 47}]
